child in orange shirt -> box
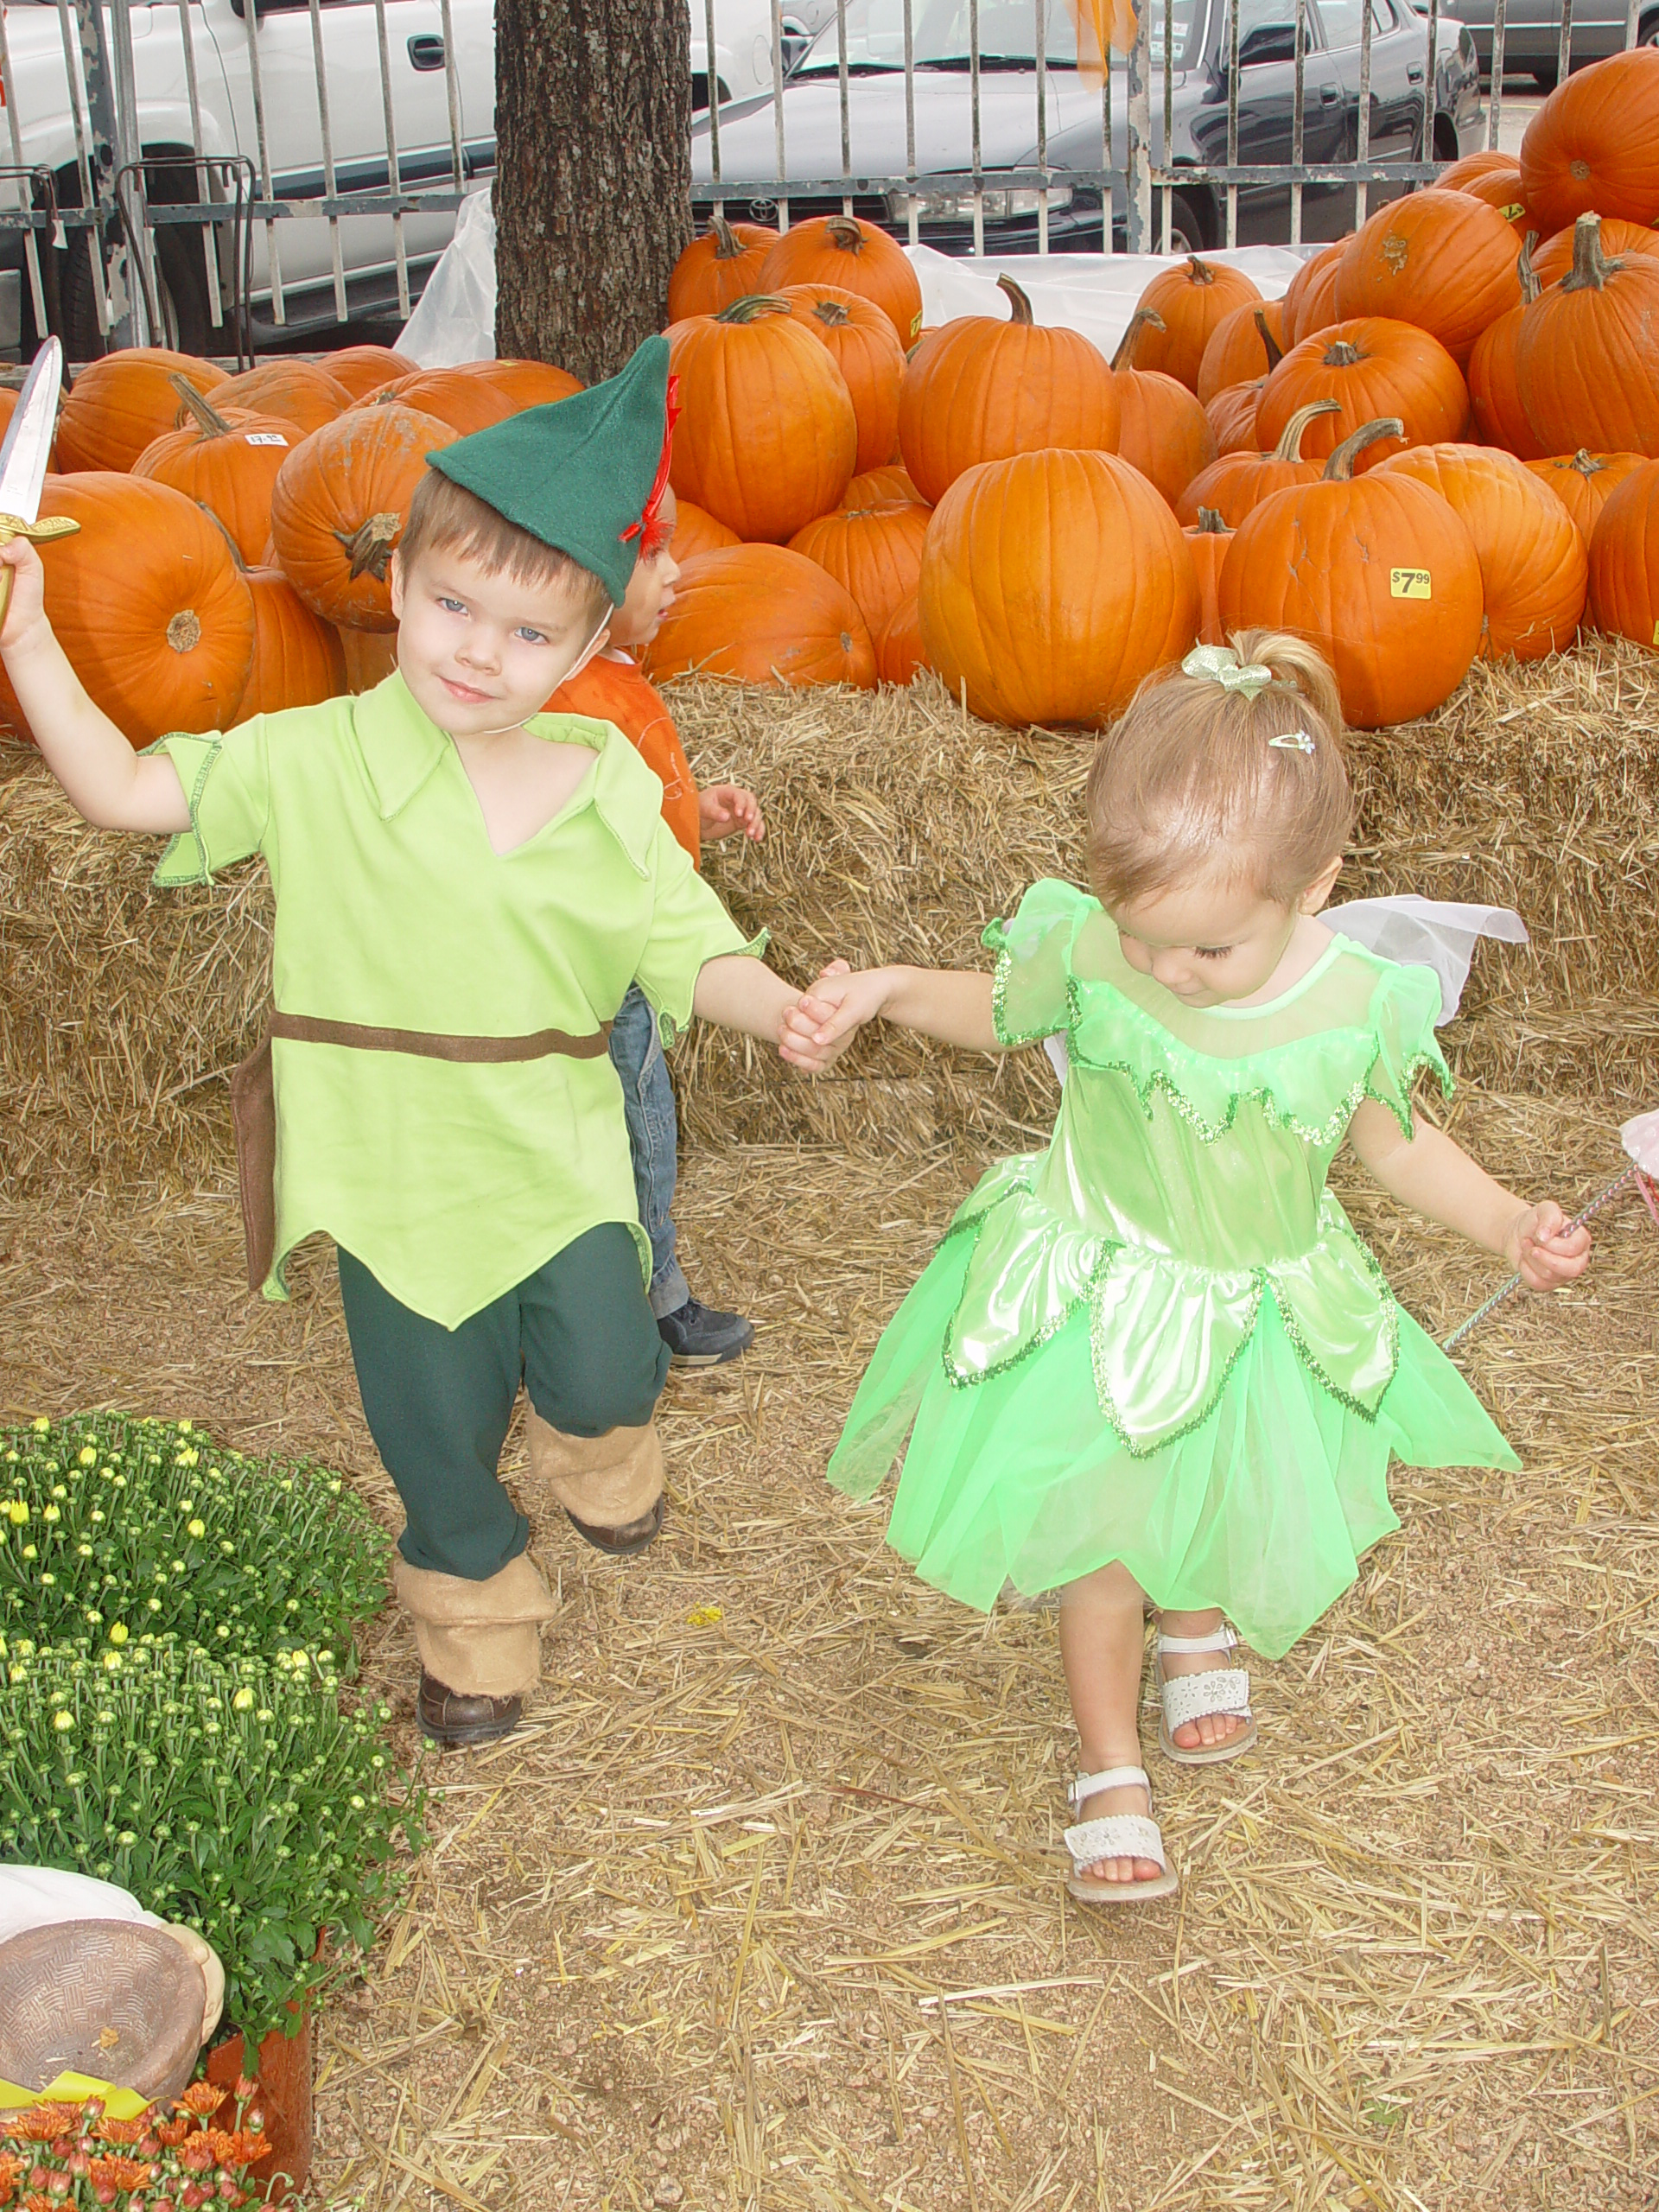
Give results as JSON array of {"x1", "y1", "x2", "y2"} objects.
[{"x1": 549, "y1": 484, "x2": 766, "y2": 1365}]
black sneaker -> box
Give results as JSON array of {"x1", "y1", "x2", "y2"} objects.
[{"x1": 658, "y1": 1297, "x2": 755, "y2": 1368}]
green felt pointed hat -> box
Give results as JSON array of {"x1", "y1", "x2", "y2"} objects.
[{"x1": 427, "y1": 336, "x2": 672, "y2": 605}]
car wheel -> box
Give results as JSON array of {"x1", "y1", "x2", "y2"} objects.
[
  {"x1": 59, "y1": 220, "x2": 213, "y2": 359},
  {"x1": 1640, "y1": 10, "x2": 1659, "y2": 46},
  {"x1": 1162, "y1": 186, "x2": 1209, "y2": 257},
  {"x1": 1529, "y1": 63, "x2": 1557, "y2": 87}
]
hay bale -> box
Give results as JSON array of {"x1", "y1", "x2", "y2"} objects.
[{"x1": 3, "y1": 642, "x2": 1656, "y2": 1192}]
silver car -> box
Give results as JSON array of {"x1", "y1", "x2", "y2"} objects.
[{"x1": 1449, "y1": 0, "x2": 1656, "y2": 84}]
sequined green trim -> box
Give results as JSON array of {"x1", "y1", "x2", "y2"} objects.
[
  {"x1": 942, "y1": 1239, "x2": 1116, "y2": 1391},
  {"x1": 936, "y1": 1166, "x2": 1037, "y2": 1248},
  {"x1": 1267, "y1": 1211, "x2": 1400, "y2": 1423},
  {"x1": 1090, "y1": 1269, "x2": 1266, "y2": 1462}
]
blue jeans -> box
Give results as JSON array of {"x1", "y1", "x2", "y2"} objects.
[{"x1": 609, "y1": 982, "x2": 690, "y2": 1321}]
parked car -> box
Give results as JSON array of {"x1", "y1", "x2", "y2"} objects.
[
  {"x1": 693, "y1": 0, "x2": 1483, "y2": 254},
  {"x1": 694, "y1": 0, "x2": 836, "y2": 105},
  {"x1": 1445, "y1": 0, "x2": 1656, "y2": 86}
]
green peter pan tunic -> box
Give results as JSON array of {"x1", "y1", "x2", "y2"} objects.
[{"x1": 151, "y1": 672, "x2": 760, "y2": 1328}]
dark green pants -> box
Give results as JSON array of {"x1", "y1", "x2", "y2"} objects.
[{"x1": 338, "y1": 1224, "x2": 669, "y2": 1582}]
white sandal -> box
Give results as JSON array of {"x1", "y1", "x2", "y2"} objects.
[
  {"x1": 1155, "y1": 1624, "x2": 1257, "y2": 1766},
  {"x1": 1063, "y1": 1765, "x2": 1179, "y2": 1904}
]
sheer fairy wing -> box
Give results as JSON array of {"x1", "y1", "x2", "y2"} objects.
[
  {"x1": 1325, "y1": 895, "x2": 1529, "y2": 1026},
  {"x1": 1622, "y1": 1109, "x2": 1659, "y2": 1177}
]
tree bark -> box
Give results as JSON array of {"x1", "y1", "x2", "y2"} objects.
[{"x1": 494, "y1": 0, "x2": 691, "y2": 382}]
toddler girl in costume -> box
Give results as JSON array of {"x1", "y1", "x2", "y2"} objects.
[{"x1": 791, "y1": 635, "x2": 1592, "y2": 1904}]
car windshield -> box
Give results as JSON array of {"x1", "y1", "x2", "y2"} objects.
[{"x1": 794, "y1": 0, "x2": 1203, "y2": 72}]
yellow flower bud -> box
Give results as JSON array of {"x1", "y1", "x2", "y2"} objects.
[
  {"x1": 232, "y1": 1687, "x2": 254, "y2": 1711},
  {"x1": 78, "y1": 1447, "x2": 97, "y2": 1466},
  {"x1": 52, "y1": 1708, "x2": 74, "y2": 1731},
  {"x1": 187, "y1": 1518, "x2": 207, "y2": 1538},
  {"x1": 108, "y1": 1623, "x2": 129, "y2": 1644}
]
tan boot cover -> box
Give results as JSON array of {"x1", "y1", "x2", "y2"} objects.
[
  {"x1": 394, "y1": 1550, "x2": 558, "y2": 1699},
  {"x1": 526, "y1": 1411, "x2": 665, "y2": 1528}
]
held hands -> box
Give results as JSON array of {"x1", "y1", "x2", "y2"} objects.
[
  {"x1": 1504, "y1": 1200, "x2": 1592, "y2": 1291},
  {"x1": 0, "y1": 537, "x2": 47, "y2": 656},
  {"x1": 778, "y1": 957, "x2": 894, "y2": 1072},
  {"x1": 699, "y1": 783, "x2": 766, "y2": 842}
]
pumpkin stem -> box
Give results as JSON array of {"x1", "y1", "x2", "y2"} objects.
[
  {"x1": 197, "y1": 500, "x2": 250, "y2": 574},
  {"x1": 165, "y1": 609, "x2": 203, "y2": 654},
  {"x1": 1560, "y1": 212, "x2": 1610, "y2": 295},
  {"x1": 340, "y1": 511, "x2": 403, "y2": 582},
  {"x1": 1274, "y1": 397, "x2": 1342, "y2": 461},
  {"x1": 1517, "y1": 230, "x2": 1541, "y2": 306},
  {"x1": 169, "y1": 372, "x2": 235, "y2": 441},
  {"x1": 709, "y1": 213, "x2": 747, "y2": 261},
  {"x1": 997, "y1": 273, "x2": 1035, "y2": 327},
  {"x1": 1322, "y1": 416, "x2": 1405, "y2": 480},
  {"x1": 715, "y1": 292, "x2": 795, "y2": 324},
  {"x1": 1193, "y1": 506, "x2": 1230, "y2": 534},
  {"x1": 810, "y1": 297, "x2": 853, "y2": 329},
  {"x1": 825, "y1": 214, "x2": 867, "y2": 251},
  {"x1": 1252, "y1": 307, "x2": 1284, "y2": 372},
  {"x1": 1320, "y1": 338, "x2": 1364, "y2": 368},
  {"x1": 1567, "y1": 448, "x2": 1603, "y2": 478},
  {"x1": 1110, "y1": 307, "x2": 1166, "y2": 372},
  {"x1": 1185, "y1": 255, "x2": 1217, "y2": 286}
]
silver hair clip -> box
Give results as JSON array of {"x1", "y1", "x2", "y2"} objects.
[{"x1": 1268, "y1": 730, "x2": 1317, "y2": 754}]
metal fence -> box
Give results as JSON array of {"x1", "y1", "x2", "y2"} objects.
[{"x1": 0, "y1": 0, "x2": 1647, "y2": 357}]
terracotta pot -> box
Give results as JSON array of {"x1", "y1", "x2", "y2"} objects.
[{"x1": 206, "y1": 2014, "x2": 313, "y2": 2202}]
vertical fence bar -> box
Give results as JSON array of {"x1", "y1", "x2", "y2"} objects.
[
  {"x1": 1160, "y1": 0, "x2": 1173, "y2": 251},
  {"x1": 1624, "y1": 0, "x2": 1640, "y2": 45},
  {"x1": 371, "y1": 0, "x2": 410, "y2": 320},
  {"x1": 1419, "y1": 0, "x2": 1438, "y2": 162},
  {"x1": 968, "y1": 0, "x2": 983, "y2": 253},
  {"x1": 1126, "y1": 0, "x2": 1151, "y2": 251},
  {"x1": 1224, "y1": 0, "x2": 1239, "y2": 245},
  {"x1": 903, "y1": 0, "x2": 918, "y2": 243},
  {"x1": 1554, "y1": 0, "x2": 1573, "y2": 90},
  {"x1": 703, "y1": 0, "x2": 722, "y2": 213},
  {"x1": 1487, "y1": 0, "x2": 1505, "y2": 146},
  {"x1": 770, "y1": 0, "x2": 789, "y2": 231},
  {"x1": 171, "y1": 0, "x2": 224, "y2": 329},
  {"x1": 1101, "y1": 38, "x2": 1113, "y2": 250},
  {"x1": 438, "y1": 0, "x2": 464, "y2": 191},
  {"x1": 108, "y1": 0, "x2": 155, "y2": 340},
  {"x1": 837, "y1": 0, "x2": 852, "y2": 213},
  {"x1": 56, "y1": 0, "x2": 107, "y2": 334},
  {"x1": 1355, "y1": 0, "x2": 1370, "y2": 225},
  {"x1": 238, "y1": 0, "x2": 284, "y2": 325},
  {"x1": 308, "y1": 0, "x2": 347, "y2": 321},
  {"x1": 71, "y1": 0, "x2": 135, "y2": 341},
  {"x1": 1035, "y1": 0, "x2": 1047, "y2": 252},
  {"x1": 0, "y1": 9, "x2": 48, "y2": 336},
  {"x1": 1289, "y1": 0, "x2": 1305, "y2": 245}
]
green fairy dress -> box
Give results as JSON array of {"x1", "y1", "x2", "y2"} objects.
[{"x1": 827, "y1": 879, "x2": 1519, "y2": 1659}]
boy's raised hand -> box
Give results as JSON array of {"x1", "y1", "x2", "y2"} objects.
[
  {"x1": 1505, "y1": 1200, "x2": 1592, "y2": 1291},
  {"x1": 699, "y1": 783, "x2": 766, "y2": 842},
  {"x1": 0, "y1": 537, "x2": 48, "y2": 653}
]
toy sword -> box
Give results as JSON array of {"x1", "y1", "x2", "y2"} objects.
[{"x1": 0, "y1": 338, "x2": 79, "y2": 626}]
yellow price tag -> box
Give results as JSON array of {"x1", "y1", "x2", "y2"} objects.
[
  {"x1": 1390, "y1": 568, "x2": 1432, "y2": 601},
  {"x1": 1498, "y1": 201, "x2": 1524, "y2": 220},
  {"x1": 1652, "y1": 620, "x2": 1659, "y2": 646}
]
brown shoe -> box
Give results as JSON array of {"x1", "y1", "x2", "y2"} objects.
[
  {"x1": 417, "y1": 1669, "x2": 523, "y2": 1747},
  {"x1": 565, "y1": 1491, "x2": 666, "y2": 1558}
]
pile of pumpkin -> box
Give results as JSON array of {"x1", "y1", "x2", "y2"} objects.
[
  {"x1": 0, "y1": 343, "x2": 584, "y2": 747},
  {"x1": 652, "y1": 43, "x2": 1659, "y2": 730}
]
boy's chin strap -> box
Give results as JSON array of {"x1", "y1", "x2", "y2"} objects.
[{"x1": 464, "y1": 609, "x2": 614, "y2": 737}]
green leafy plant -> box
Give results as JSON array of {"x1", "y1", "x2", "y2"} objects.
[
  {"x1": 0, "y1": 1637, "x2": 424, "y2": 2048},
  {"x1": 0, "y1": 1415, "x2": 389, "y2": 1664}
]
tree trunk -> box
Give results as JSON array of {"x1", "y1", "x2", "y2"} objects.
[{"x1": 493, "y1": 0, "x2": 691, "y2": 382}]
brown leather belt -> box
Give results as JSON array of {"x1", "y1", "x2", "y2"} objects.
[
  {"x1": 266, "y1": 1011, "x2": 613, "y2": 1063},
  {"x1": 230, "y1": 1008, "x2": 614, "y2": 1293}
]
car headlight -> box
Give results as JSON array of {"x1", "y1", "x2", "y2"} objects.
[{"x1": 886, "y1": 185, "x2": 1074, "y2": 222}]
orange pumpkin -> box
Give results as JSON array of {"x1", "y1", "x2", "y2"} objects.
[
  {"x1": 668, "y1": 294, "x2": 857, "y2": 541},
  {"x1": 1524, "y1": 448, "x2": 1647, "y2": 543},
  {"x1": 759, "y1": 214, "x2": 924, "y2": 345},
  {"x1": 1196, "y1": 302, "x2": 1285, "y2": 404},
  {"x1": 671, "y1": 498, "x2": 742, "y2": 562},
  {"x1": 917, "y1": 448, "x2": 1199, "y2": 728},
  {"x1": 323, "y1": 344, "x2": 418, "y2": 400},
  {"x1": 270, "y1": 404, "x2": 457, "y2": 631},
  {"x1": 642, "y1": 543, "x2": 876, "y2": 689},
  {"x1": 1467, "y1": 241, "x2": 1546, "y2": 459},
  {"x1": 778, "y1": 282, "x2": 906, "y2": 474},
  {"x1": 1206, "y1": 379, "x2": 1264, "y2": 454},
  {"x1": 667, "y1": 215, "x2": 777, "y2": 322},
  {"x1": 786, "y1": 499, "x2": 931, "y2": 640},
  {"x1": 841, "y1": 463, "x2": 924, "y2": 509},
  {"x1": 1442, "y1": 156, "x2": 1533, "y2": 236},
  {"x1": 1121, "y1": 256, "x2": 1262, "y2": 391},
  {"x1": 1513, "y1": 215, "x2": 1659, "y2": 458},
  {"x1": 54, "y1": 347, "x2": 228, "y2": 474},
  {"x1": 1184, "y1": 508, "x2": 1232, "y2": 648},
  {"x1": 213, "y1": 360, "x2": 351, "y2": 437},
  {"x1": 1519, "y1": 46, "x2": 1659, "y2": 235},
  {"x1": 229, "y1": 563, "x2": 349, "y2": 723},
  {"x1": 874, "y1": 594, "x2": 929, "y2": 684},
  {"x1": 1586, "y1": 456, "x2": 1659, "y2": 648},
  {"x1": 898, "y1": 276, "x2": 1121, "y2": 508},
  {"x1": 1439, "y1": 149, "x2": 1521, "y2": 191},
  {"x1": 1333, "y1": 190, "x2": 1524, "y2": 366},
  {"x1": 1175, "y1": 398, "x2": 1342, "y2": 528},
  {"x1": 1374, "y1": 442, "x2": 1586, "y2": 658},
  {"x1": 131, "y1": 378, "x2": 296, "y2": 567},
  {"x1": 1111, "y1": 312, "x2": 1217, "y2": 506},
  {"x1": 0, "y1": 472, "x2": 253, "y2": 747},
  {"x1": 1255, "y1": 317, "x2": 1469, "y2": 469},
  {"x1": 1530, "y1": 214, "x2": 1659, "y2": 289},
  {"x1": 338, "y1": 626, "x2": 399, "y2": 693},
  {"x1": 385, "y1": 359, "x2": 582, "y2": 438},
  {"x1": 1281, "y1": 242, "x2": 1344, "y2": 345},
  {"x1": 1216, "y1": 417, "x2": 1484, "y2": 728}
]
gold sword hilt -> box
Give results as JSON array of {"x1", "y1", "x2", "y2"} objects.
[{"x1": 0, "y1": 512, "x2": 79, "y2": 626}]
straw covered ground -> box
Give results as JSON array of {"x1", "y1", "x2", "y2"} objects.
[{"x1": 2, "y1": 648, "x2": 1657, "y2": 2209}]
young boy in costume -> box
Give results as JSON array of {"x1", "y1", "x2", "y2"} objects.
[
  {"x1": 0, "y1": 337, "x2": 847, "y2": 1749},
  {"x1": 548, "y1": 477, "x2": 764, "y2": 1370}
]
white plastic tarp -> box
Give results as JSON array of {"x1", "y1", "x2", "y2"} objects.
[{"x1": 399, "y1": 204, "x2": 1321, "y2": 370}]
